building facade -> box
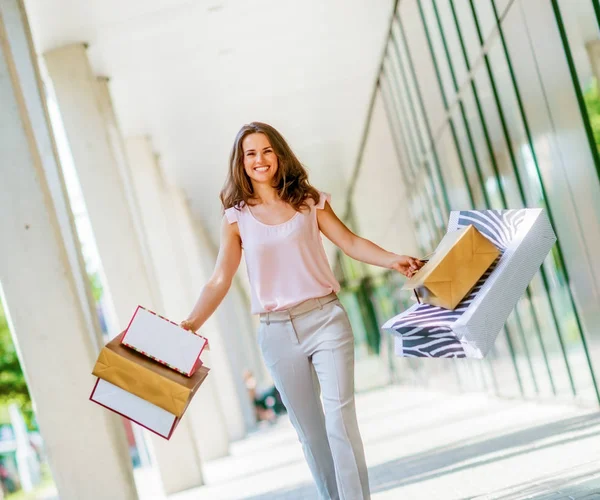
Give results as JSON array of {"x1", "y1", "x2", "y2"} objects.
[{"x1": 340, "y1": 0, "x2": 600, "y2": 408}]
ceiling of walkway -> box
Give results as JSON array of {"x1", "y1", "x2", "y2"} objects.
[{"x1": 24, "y1": 0, "x2": 393, "y2": 243}]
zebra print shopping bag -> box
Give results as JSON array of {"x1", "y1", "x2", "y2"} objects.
[{"x1": 381, "y1": 209, "x2": 556, "y2": 358}]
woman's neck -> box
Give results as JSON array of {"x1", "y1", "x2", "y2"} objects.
[{"x1": 252, "y1": 183, "x2": 279, "y2": 204}]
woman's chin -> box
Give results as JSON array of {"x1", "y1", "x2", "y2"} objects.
[{"x1": 251, "y1": 175, "x2": 275, "y2": 184}]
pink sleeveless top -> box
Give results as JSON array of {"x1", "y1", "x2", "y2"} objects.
[{"x1": 224, "y1": 192, "x2": 341, "y2": 314}]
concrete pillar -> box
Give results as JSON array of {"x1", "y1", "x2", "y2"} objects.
[
  {"x1": 169, "y1": 188, "x2": 256, "y2": 439},
  {"x1": 0, "y1": 4, "x2": 137, "y2": 497},
  {"x1": 1, "y1": 0, "x2": 104, "y2": 354},
  {"x1": 43, "y1": 44, "x2": 204, "y2": 494},
  {"x1": 93, "y1": 77, "x2": 202, "y2": 493},
  {"x1": 125, "y1": 137, "x2": 230, "y2": 461},
  {"x1": 44, "y1": 44, "x2": 156, "y2": 327},
  {"x1": 94, "y1": 77, "x2": 162, "y2": 312}
]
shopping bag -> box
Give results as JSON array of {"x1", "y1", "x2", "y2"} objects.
[
  {"x1": 89, "y1": 364, "x2": 209, "y2": 440},
  {"x1": 93, "y1": 333, "x2": 208, "y2": 417},
  {"x1": 382, "y1": 209, "x2": 556, "y2": 358},
  {"x1": 403, "y1": 224, "x2": 500, "y2": 310},
  {"x1": 121, "y1": 306, "x2": 208, "y2": 376}
]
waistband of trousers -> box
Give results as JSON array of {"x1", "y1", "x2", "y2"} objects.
[{"x1": 259, "y1": 292, "x2": 338, "y2": 324}]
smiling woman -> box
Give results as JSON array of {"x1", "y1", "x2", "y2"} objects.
[{"x1": 180, "y1": 121, "x2": 422, "y2": 500}]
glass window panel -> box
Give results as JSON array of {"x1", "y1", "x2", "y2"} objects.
[
  {"x1": 408, "y1": 174, "x2": 438, "y2": 251},
  {"x1": 486, "y1": 42, "x2": 540, "y2": 207},
  {"x1": 391, "y1": 23, "x2": 431, "y2": 151},
  {"x1": 381, "y1": 68, "x2": 420, "y2": 177},
  {"x1": 487, "y1": 330, "x2": 524, "y2": 398},
  {"x1": 436, "y1": 0, "x2": 470, "y2": 87},
  {"x1": 423, "y1": 149, "x2": 452, "y2": 230},
  {"x1": 451, "y1": 0, "x2": 485, "y2": 69},
  {"x1": 514, "y1": 292, "x2": 559, "y2": 398},
  {"x1": 516, "y1": 0, "x2": 600, "y2": 340},
  {"x1": 484, "y1": 20, "x2": 595, "y2": 401},
  {"x1": 450, "y1": 103, "x2": 487, "y2": 208},
  {"x1": 493, "y1": 0, "x2": 514, "y2": 19},
  {"x1": 384, "y1": 53, "x2": 449, "y2": 235},
  {"x1": 434, "y1": 123, "x2": 472, "y2": 210},
  {"x1": 379, "y1": 75, "x2": 417, "y2": 180},
  {"x1": 472, "y1": 62, "x2": 523, "y2": 208},
  {"x1": 554, "y1": 0, "x2": 600, "y2": 99},
  {"x1": 383, "y1": 66, "x2": 430, "y2": 215},
  {"x1": 416, "y1": 164, "x2": 446, "y2": 245},
  {"x1": 379, "y1": 81, "x2": 439, "y2": 253},
  {"x1": 381, "y1": 75, "x2": 441, "y2": 248},
  {"x1": 398, "y1": 0, "x2": 448, "y2": 135},
  {"x1": 500, "y1": 0, "x2": 600, "y2": 401},
  {"x1": 505, "y1": 313, "x2": 538, "y2": 398},
  {"x1": 386, "y1": 47, "x2": 426, "y2": 161},
  {"x1": 472, "y1": 0, "x2": 498, "y2": 44},
  {"x1": 419, "y1": 0, "x2": 456, "y2": 104},
  {"x1": 461, "y1": 86, "x2": 505, "y2": 208},
  {"x1": 470, "y1": 43, "x2": 575, "y2": 398}
]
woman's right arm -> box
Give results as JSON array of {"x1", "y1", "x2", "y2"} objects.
[{"x1": 180, "y1": 215, "x2": 242, "y2": 332}]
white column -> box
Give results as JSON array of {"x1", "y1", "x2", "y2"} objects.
[
  {"x1": 0, "y1": 5, "x2": 137, "y2": 498},
  {"x1": 169, "y1": 188, "x2": 256, "y2": 439},
  {"x1": 44, "y1": 44, "x2": 156, "y2": 327},
  {"x1": 1, "y1": 0, "x2": 104, "y2": 354},
  {"x1": 125, "y1": 137, "x2": 230, "y2": 461},
  {"x1": 93, "y1": 77, "x2": 201, "y2": 493},
  {"x1": 43, "y1": 44, "x2": 204, "y2": 495},
  {"x1": 94, "y1": 76, "x2": 162, "y2": 312}
]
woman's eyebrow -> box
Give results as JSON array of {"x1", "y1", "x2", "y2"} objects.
[{"x1": 244, "y1": 146, "x2": 271, "y2": 153}]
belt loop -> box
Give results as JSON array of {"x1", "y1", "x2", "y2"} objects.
[
  {"x1": 266, "y1": 312, "x2": 270, "y2": 325},
  {"x1": 317, "y1": 296, "x2": 323, "y2": 310}
]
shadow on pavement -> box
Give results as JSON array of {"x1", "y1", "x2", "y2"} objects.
[{"x1": 243, "y1": 412, "x2": 600, "y2": 500}]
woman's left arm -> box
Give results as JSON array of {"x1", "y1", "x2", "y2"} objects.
[{"x1": 317, "y1": 201, "x2": 423, "y2": 278}]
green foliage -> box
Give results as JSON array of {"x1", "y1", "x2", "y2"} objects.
[
  {"x1": 583, "y1": 78, "x2": 600, "y2": 151},
  {"x1": 88, "y1": 272, "x2": 104, "y2": 303},
  {"x1": 0, "y1": 271, "x2": 104, "y2": 430},
  {"x1": 0, "y1": 303, "x2": 34, "y2": 429}
]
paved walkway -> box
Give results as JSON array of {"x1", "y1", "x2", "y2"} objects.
[{"x1": 163, "y1": 385, "x2": 600, "y2": 500}]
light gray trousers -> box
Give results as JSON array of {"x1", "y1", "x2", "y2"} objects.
[{"x1": 258, "y1": 293, "x2": 370, "y2": 500}]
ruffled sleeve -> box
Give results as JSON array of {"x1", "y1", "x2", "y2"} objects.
[
  {"x1": 315, "y1": 191, "x2": 331, "y2": 210},
  {"x1": 224, "y1": 207, "x2": 239, "y2": 224}
]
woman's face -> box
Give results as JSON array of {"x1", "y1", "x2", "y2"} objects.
[{"x1": 242, "y1": 133, "x2": 279, "y2": 186}]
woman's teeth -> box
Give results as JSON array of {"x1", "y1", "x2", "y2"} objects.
[{"x1": 255, "y1": 166, "x2": 269, "y2": 172}]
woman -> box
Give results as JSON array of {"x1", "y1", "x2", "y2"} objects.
[{"x1": 181, "y1": 122, "x2": 423, "y2": 500}]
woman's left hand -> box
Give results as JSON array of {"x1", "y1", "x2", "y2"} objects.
[{"x1": 390, "y1": 255, "x2": 424, "y2": 278}]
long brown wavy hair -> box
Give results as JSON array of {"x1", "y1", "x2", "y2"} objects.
[{"x1": 220, "y1": 122, "x2": 320, "y2": 212}]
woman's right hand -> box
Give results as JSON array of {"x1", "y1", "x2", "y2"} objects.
[
  {"x1": 180, "y1": 319, "x2": 195, "y2": 332},
  {"x1": 180, "y1": 319, "x2": 211, "y2": 350}
]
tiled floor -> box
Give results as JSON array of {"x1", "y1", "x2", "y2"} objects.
[{"x1": 156, "y1": 385, "x2": 600, "y2": 500}]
